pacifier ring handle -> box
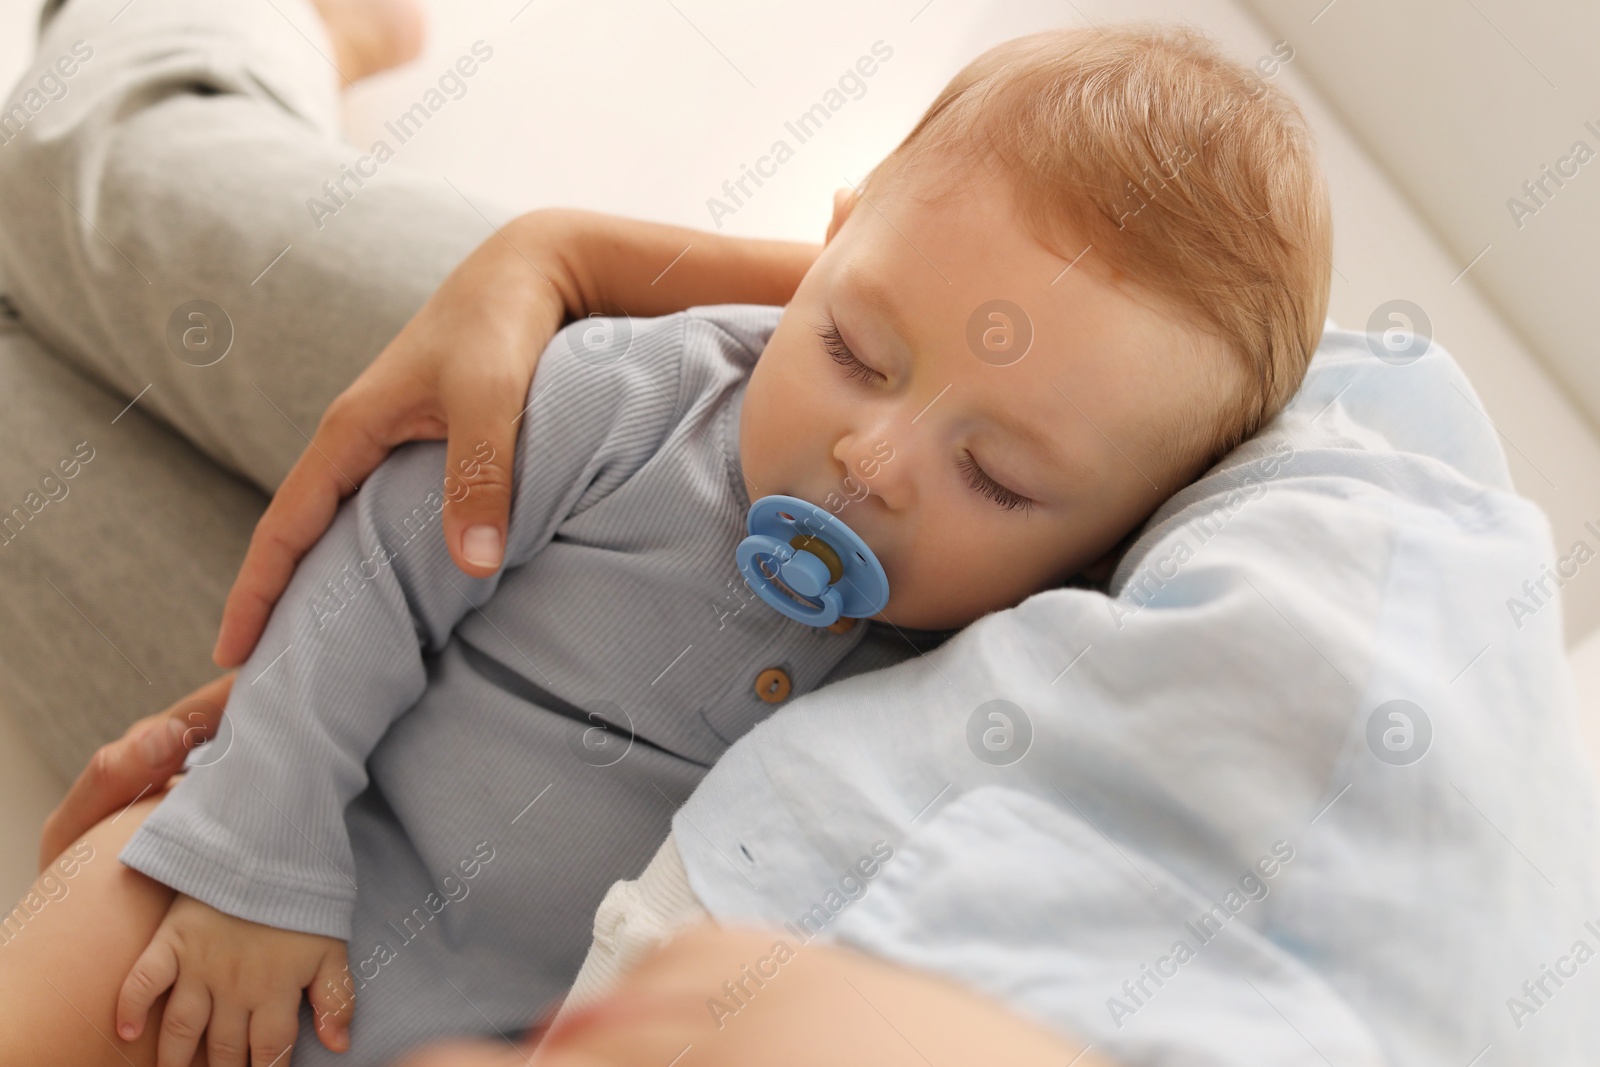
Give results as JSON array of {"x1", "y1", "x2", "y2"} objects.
[{"x1": 768, "y1": 570, "x2": 824, "y2": 609}]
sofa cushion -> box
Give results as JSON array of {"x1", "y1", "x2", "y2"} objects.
[{"x1": 0, "y1": 318, "x2": 264, "y2": 781}]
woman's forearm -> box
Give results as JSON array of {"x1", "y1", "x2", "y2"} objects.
[{"x1": 512, "y1": 208, "x2": 820, "y2": 321}]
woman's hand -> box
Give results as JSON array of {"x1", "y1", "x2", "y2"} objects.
[
  {"x1": 38, "y1": 672, "x2": 233, "y2": 872},
  {"x1": 211, "y1": 209, "x2": 820, "y2": 669},
  {"x1": 395, "y1": 923, "x2": 1107, "y2": 1067},
  {"x1": 210, "y1": 211, "x2": 573, "y2": 668},
  {"x1": 117, "y1": 893, "x2": 352, "y2": 1067}
]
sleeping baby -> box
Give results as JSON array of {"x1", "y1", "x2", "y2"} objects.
[{"x1": 112, "y1": 23, "x2": 1331, "y2": 1067}]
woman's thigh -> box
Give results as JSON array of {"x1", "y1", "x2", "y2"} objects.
[{"x1": 0, "y1": 790, "x2": 204, "y2": 1067}]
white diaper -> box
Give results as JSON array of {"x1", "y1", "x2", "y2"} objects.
[{"x1": 553, "y1": 830, "x2": 713, "y2": 1023}]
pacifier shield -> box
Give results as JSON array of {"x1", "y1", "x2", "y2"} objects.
[{"x1": 736, "y1": 495, "x2": 890, "y2": 627}]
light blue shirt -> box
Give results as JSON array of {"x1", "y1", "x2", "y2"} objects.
[{"x1": 674, "y1": 327, "x2": 1600, "y2": 1065}]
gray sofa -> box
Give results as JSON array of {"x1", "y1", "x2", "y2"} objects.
[{"x1": 0, "y1": 264, "x2": 265, "y2": 781}]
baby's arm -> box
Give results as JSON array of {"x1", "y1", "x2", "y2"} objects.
[{"x1": 114, "y1": 311, "x2": 691, "y2": 1062}]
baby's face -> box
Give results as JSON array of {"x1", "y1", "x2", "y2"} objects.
[{"x1": 739, "y1": 159, "x2": 1236, "y2": 631}]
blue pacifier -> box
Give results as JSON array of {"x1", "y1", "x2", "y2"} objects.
[{"x1": 736, "y1": 495, "x2": 890, "y2": 628}]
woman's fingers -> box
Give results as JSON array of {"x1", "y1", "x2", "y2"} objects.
[
  {"x1": 392, "y1": 1039, "x2": 534, "y2": 1067},
  {"x1": 308, "y1": 945, "x2": 355, "y2": 1053},
  {"x1": 205, "y1": 1000, "x2": 252, "y2": 1067},
  {"x1": 249, "y1": 998, "x2": 302, "y2": 1067},
  {"x1": 211, "y1": 215, "x2": 570, "y2": 667},
  {"x1": 535, "y1": 925, "x2": 1102, "y2": 1067},
  {"x1": 210, "y1": 454, "x2": 345, "y2": 669},
  {"x1": 212, "y1": 387, "x2": 422, "y2": 668},
  {"x1": 156, "y1": 975, "x2": 211, "y2": 1067},
  {"x1": 39, "y1": 672, "x2": 233, "y2": 871},
  {"x1": 438, "y1": 372, "x2": 530, "y2": 578}
]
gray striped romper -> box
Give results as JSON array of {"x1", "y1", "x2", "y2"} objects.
[{"x1": 120, "y1": 304, "x2": 952, "y2": 1066}]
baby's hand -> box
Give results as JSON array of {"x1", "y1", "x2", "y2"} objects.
[{"x1": 117, "y1": 892, "x2": 353, "y2": 1067}]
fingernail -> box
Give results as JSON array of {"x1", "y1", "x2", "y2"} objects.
[
  {"x1": 118, "y1": 1022, "x2": 135, "y2": 1040},
  {"x1": 462, "y1": 525, "x2": 502, "y2": 569}
]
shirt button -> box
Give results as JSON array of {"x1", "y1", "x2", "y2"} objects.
[{"x1": 755, "y1": 667, "x2": 792, "y2": 703}]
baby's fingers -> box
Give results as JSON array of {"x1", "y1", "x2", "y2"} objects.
[
  {"x1": 308, "y1": 947, "x2": 355, "y2": 1053},
  {"x1": 249, "y1": 999, "x2": 301, "y2": 1067},
  {"x1": 206, "y1": 1000, "x2": 252, "y2": 1067},
  {"x1": 156, "y1": 976, "x2": 212, "y2": 1067},
  {"x1": 116, "y1": 934, "x2": 179, "y2": 1041}
]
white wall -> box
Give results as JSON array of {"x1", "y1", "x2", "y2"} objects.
[
  {"x1": 1241, "y1": 0, "x2": 1600, "y2": 434},
  {"x1": 1239, "y1": 0, "x2": 1600, "y2": 644}
]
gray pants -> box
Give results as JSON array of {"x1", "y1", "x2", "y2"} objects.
[{"x1": 0, "y1": 0, "x2": 514, "y2": 781}]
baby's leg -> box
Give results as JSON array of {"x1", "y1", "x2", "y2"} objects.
[{"x1": 0, "y1": 792, "x2": 197, "y2": 1067}]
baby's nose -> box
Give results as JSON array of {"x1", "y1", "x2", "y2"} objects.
[{"x1": 836, "y1": 430, "x2": 908, "y2": 511}]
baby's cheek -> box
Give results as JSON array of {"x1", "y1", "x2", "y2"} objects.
[
  {"x1": 880, "y1": 555, "x2": 975, "y2": 630},
  {"x1": 744, "y1": 368, "x2": 813, "y2": 483},
  {"x1": 919, "y1": 536, "x2": 1062, "y2": 626}
]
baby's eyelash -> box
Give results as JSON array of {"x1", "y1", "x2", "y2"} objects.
[
  {"x1": 817, "y1": 317, "x2": 1031, "y2": 516},
  {"x1": 816, "y1": 320, "x2": 882, "y2": 385},
  {"x1": 958, "y1": 451, "x2": 1034, "y2": 515}
]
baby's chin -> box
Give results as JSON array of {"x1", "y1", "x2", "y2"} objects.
[
  {"x1": 872, "y1": 567, "x2": 1086, "y2": 631},
  {"x1": 868, "y1": 595, "x2": 983, "y2": 634}
]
